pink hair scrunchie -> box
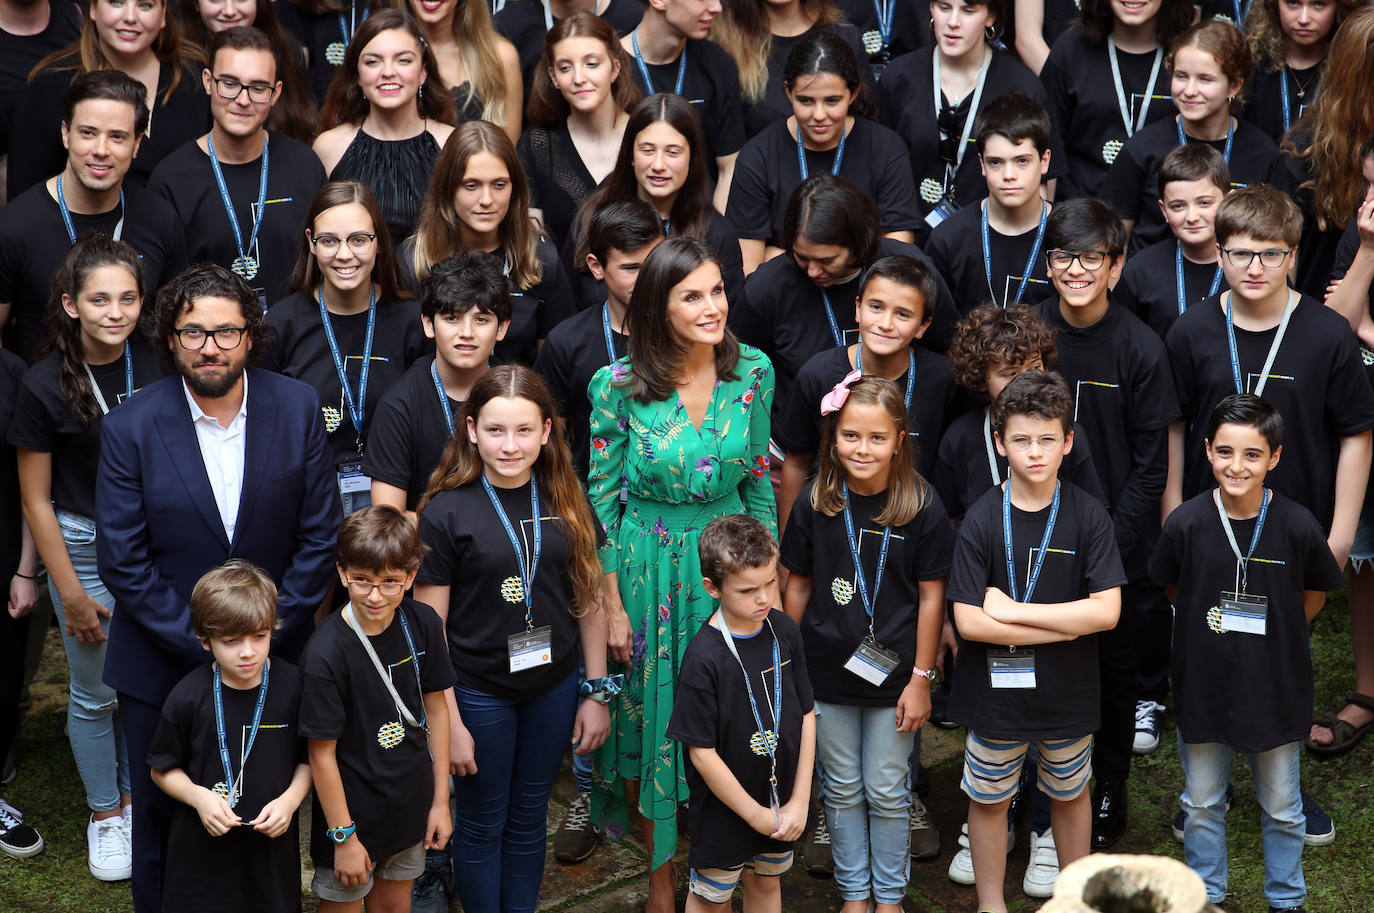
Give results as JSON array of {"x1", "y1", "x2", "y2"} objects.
[{"x1": 820, "y1": 369, "x2": 863, "y2": 416}]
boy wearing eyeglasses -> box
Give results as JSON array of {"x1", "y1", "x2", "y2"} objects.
[{"x1": 1035, "y1": 198, "x2": 1180, "y2": 855}]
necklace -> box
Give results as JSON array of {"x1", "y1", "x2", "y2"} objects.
[{"x1": 1284, "y1": 64, "x2": 1318, "y2": 100}]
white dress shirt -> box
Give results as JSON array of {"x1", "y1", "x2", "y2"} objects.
[{"x1": 182, "y1": 373, "x2": 249, "y2": 542}]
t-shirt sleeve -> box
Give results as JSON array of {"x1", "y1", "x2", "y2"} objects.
[
  {"x1": 416, "y1": 503, "x2": 458, "y2": 586},
  {"x1": 360, "y1": 390, "x2": 414, "y2": 490},
  {"x1": 146, "y1": 678, "x2": 196, "y2": 772},
  {"x1": 772, "y1": 368, "x2": 821, "y2": 455},
  {"x1": 1147, "y1": 513, "x2": 1183, "y2": 587},
  {"x1": 1324, "y1": 327, "x2": 1374, "y2": 436},
  {"x1": 1097, "y1": 143, "x2": 1146, "y2": 220},
  {"x1": 536, "y1": 252, "x2": 578, "y2": 340},
  {"x1": 1298, "y1": 509, "x2": 1345, "y2": 592},
  {"x1": 710, "y1": 56, "x2": 747, "y2": 157},
  {"x1": 913, "y1": 488, "x2": 955, "y2": 579},
  {"x1": 724, "y1": 138, "x2": 776, "y2": 241},
  {"x1": 532, "y1": 335, "x2": 574, "y2": 419},
  {"x1": 873, "y1": 131, "x2": 921, "y2": 233},
  {"x1": 778, "y1": 491, "x2": 815, "y2": 574},
  {"x1": 414, "y1": 602, "x2": 456, "y2": 692},
  {"x1": 946, "y1": 504, "x2": 992, "y2": 606},
  {"x1": 665, "y1": 642, "x2": 719, "y2": 749},
  {"x1": 5, "y1": 375, "x2": 58, "y2": 452},
  {"x1": 781, "y1": 617, "x2": 814, "y2": 713},
  {"x1": 1112, "y1": 266, "x2": 1145, "y2": 324},
  {"x1": 298, "y1": 641, "x2": 348, "y2": 741},
  {"x1": 1081, "y1": 495, "x2": 1128, "y2": 592}
]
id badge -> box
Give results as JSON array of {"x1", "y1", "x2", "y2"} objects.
[
  {"x1": 924, "y1": 198, "x2": 959, "y2": 229},
  {"x1": 988, "y1": 649, "x2": 1037, "y2": 689},
  {"x1": 508, "y1": 625, "x2": 553, "y2": 672},
  {"x1": 1219, "y1": 591, "x2": 1268, "y2": 635},
  {"x1": 337, "y1": 461, "x2": 370, "y2": 494},
  {"x1": 843, "y1": 636, "x2": 900, "y2": 686}
]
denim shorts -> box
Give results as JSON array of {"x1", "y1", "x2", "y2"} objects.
[
  {"x1": 1349, "y1": 500, "x2": 1374, "y2": 570},
  {"x1": 311, "y1": 841, "x2": 424, "y2": 901}
]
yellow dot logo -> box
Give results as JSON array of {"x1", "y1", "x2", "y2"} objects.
[
  {"x1": 831, "y1": 577, "x2": 855, "y2": 606},
  {"x1": 500, "y1": 576, "x2": 525, "y2": 604},
  {"x1": 378, "y1": 721, "x2": 405, "y2": 749},
  {"x1": 322, "y1": 405, "x2": 342, "y2": 433}
]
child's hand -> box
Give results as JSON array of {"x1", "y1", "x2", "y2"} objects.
[
  {"x1": 334, "y1": 837, "x2": 373, "y2": 888},
  {"x1": 747, "y1": 802, "x2": 780, "y2": 838},
  {"x1": 982, "y1": 587, "x2": 1018, "y2": 623},
  {"x1": 193, "y1": 787, "x2": 241, "y2": 836},
  {"x1": 896, "y1": 678, "x2": 932, "y2": 733},
  {"x1": 936, "y1": 620, "x2": 958, "y2": 677},
  {"x1": 450, "y1": 721, "x2": 477, "y2": 776},
  {"x1": 248, "y1": 794, "x2": 299, "y2": 838},
  {"x1": 770, "y1": 798, "x2": 807, "y2": 843},
  {"x1": 571, "y1": 699, "x2": 610, "y2": 754},
  {"x1": 424, "y1": 801, "x2": 452, "y2": 850}
]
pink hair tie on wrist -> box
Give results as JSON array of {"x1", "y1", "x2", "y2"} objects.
[{"x1": 820, "y1": 369, "x2": 863, "y2": 416}]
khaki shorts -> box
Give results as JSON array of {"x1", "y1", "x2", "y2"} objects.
[
  {"x1": 688, "y1": 851, "x2": 794, "y2": 905},
  {"x1": 311, "y1": 841, "x2": 425, "y2": 902}
]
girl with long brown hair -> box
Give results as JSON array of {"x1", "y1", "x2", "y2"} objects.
[{"x1": 412, "y1": 363, "x2": 610, "y2": 913}]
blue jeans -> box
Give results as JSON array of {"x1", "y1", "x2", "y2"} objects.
[
  {"x1": 452, "y1": 672, "x2": 578, "y2": 913},
  {"x1": 814, "y1": 701, "x2": 913, "y2": 904},
  {"x1": 1178, "y1": 734, "x2": 1305, "y2": 907},
  {"x1": 49, "y1": 510, "x2": 130, "y2": 812}
]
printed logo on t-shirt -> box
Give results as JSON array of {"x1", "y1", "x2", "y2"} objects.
[
  {"x1": 214, "y1": 720, "x2": 291, "y2": 800},
  {"x1": 321, "y1": 354, "x2": 394, "y2": 433},
  {"x1": 1242, "y1": 371, "x2": 1295, "y2": 394},
  {"x1": 1022, "y1": 545, "x2": 1077, "y2": 593},
  {"x1": 1206, "y1": 554, "x2": 1286, "y2": 632},
  {"x1": 1072, "y1": 379, "x2": 1121, "y2": 422},
  {"x1": 498, "y1": 514, "x2": 558, "y2": 605},
  {"x1": 830, "y1": 527, "x2": 905, "y2": 607}
]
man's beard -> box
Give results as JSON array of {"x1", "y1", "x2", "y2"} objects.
[{"x1": 182, "y1": 357, "x2": 246, "y2": 399}]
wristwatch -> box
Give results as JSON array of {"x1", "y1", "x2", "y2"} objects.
[
  {"x1": 578, "y1": 674, "x2": 625, "y2": 704},
  {"x1": 326, "y1": 821, "x2": 357, "y2": 844},
  {"x1": 912, "y1": 666, "x2": 938, "y2": 684}
]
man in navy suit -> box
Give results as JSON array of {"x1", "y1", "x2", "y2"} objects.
[{"x1": 96, "y1": 263, "x2": 341, "y2": 913}]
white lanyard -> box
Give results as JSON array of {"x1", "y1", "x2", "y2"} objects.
[
  {"x1": 932, "y1": 47, "x2": 992, "y2": 178},
  {"x1": 1107, "y1": 36, "x2": 1163, "y2": 138},
  {"x1": 984, "y1": 409, "x2": 1001, "y2": 485},
  {"x1": 1224, "y1": 289, "x2": 1296, "y2": 397},
  {"x1": 342, "y1": 604, "x2": 424, "y2": 729}
]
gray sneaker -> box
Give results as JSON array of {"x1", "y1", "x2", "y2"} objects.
[
  {"x1": 409, "y1": 846, "x2": 453, "y2": 913},
  {"x1": 909, "y1": 797, "x2": 940, "y2": 860},
  {"x1": 553, "y1": 792, "x2": 597, "y2": 864},
  {"x1": 803, "y1": 815, "x2": 833, "y2": 876}
]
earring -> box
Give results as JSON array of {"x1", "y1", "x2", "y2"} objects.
[
  {"x1": 929, "y1": 17, "x2": 935, "y2": 31},
  {"x1": 985, "y1": 24, "x2": 997, "y2": 40},
  {"x1": 418, "y1": 83, "x2": 425, "y2": 106}
]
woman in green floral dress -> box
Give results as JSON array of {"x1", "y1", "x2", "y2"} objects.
[{"x1": 588, "y1": 237, "x2": 776, "y2": 910}]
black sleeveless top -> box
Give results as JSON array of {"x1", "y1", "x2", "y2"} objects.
[{"x1": 330, "y1": 128, "x2": 441, "y2": 244}]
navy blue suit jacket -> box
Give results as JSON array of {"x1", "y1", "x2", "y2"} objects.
[{"x1": 96, "y1": 368, "x2": 342, "y2": 706}]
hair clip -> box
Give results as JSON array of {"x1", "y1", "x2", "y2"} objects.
[{"x1": 820, "y1": 369, "x2": 863, "y2": 416}]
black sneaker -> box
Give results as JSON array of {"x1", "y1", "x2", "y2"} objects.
[
  {"x1": 409, "y1": 845, "x2": 453, "y2": 913},
  {"x1": 909, "y1": 797, "x2": 940, "y2": 860},
  {"x1": 0, "y1": 799, "x2": 43, "y2": 858},
  {"x1": 1172, "y1": 783, "x2": 1234, "y2": 842},
  {"x1": 803, "y1": 816, "x2": 833, "y2": 877},
  {"x1": 1301, "y1": 788, "x2": 1335, "y2": 847},
  {"x1": 552, "y1": 792, "x2": 598, "y2": 864}
]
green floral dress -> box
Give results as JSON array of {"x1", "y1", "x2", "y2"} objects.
[{"x1": 588, "y1": 344, "x2": 776, "y2": 867}]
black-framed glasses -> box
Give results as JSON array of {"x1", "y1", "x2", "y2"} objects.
[
  {"x1": 174, "y1": 327, "x2": 248, "y2": 350},
  {"x1": 310, "y1": 232, "x2": 377, "y2": 255},
  {"x1": 1219, "y1": 247, "x2": 1292, "y2": 270},
  {"x1": 210, "y1": 76, "x2": 275, "y2": 103},
  {"x1": 1046, "y1": 249, "x2": 1109, "y2": 271},
  {"x1": 345, "y1": 578, "x2": 406, "y2": 597}
]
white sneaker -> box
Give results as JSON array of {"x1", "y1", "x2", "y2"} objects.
[
  {"x1": 947, "y1": 821, "x2": 1014, "y2": 885},
  {"x1": 1133, "y1": 700, "x2": 1164, "y2": 754},
  {"x1": 88, "y1": 815, "x2": 132, "y2": 881},
  {"x1": 1022, "y1": 827, "x2": 1059, "y2": 898},
  {"x1": 121, "y1": 805, "x2": 133, "y2": 841}
]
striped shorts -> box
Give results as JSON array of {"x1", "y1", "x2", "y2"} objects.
[
  {"x1": 688, "y1": 851, "x2": 794, "y2": 904},
  {"x1": 961, "y1": 731, "x2": 1093, "y2": 804}
]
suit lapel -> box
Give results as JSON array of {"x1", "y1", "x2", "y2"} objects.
[
  {"x1": 230, "y1": 369, "x2": 275, "y2": 552},
  {"x1": 154, "y1": 384, "x2": 231, "y2": 551}
]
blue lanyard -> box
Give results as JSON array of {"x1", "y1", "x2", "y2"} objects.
[
  {"x1": 819, "y1": 289, "x2": 844, "y2": 347},
  {"x1": 840, "y1": 482, "x2": 892, "y2": 630},
  {"x1": 482, "y1": 475, "x2": 541, "y2": 630},
  {"x1": 431, "y1": 359, "x2": 455, "y2": 438},
  {"x1": 55, "y1": 174, "x2": 124, "y2": 244},
  {"x1": 1175, "y1": 244, "x2": 1223, "y2": 316},
  {"x1": 853, "y1": 341, "x2": 914, "y2": 414},
  {"x1": 317, "y1": 287, "x2": 377, "y2": 448},
  {"x1": 1223, "y1": 290, "x2": 1295, "y2": 397},
  {"x1": 871, "y1": 0, "x2": 894, "y2": 52},
  {"x1": 212, "y1": 659, "x2": 269, "y2": 809},
  {"x1": 717, "y1": 612, "x2": 783, "y2": 777},
  {"x1": 337, "y1": 3, "x2": 367, "y2": 45},
  {"x1": 1232, "y1": 0, "x2": 1248, "y2": 24},
  {"x1": 1175, "y1": 115, "x2": 1233, "y2": 166},
  {"x1": 1002, "y1": 481, "x2": 1060, "y2": 604},
  {"x1": 980, "y1": 199, "x2": 1048, "y2": 307},
  {"x1": 393, "y1": 608, "x2": 426, "y2": 729},
  {"x1": 84, "y1": 341, "x2": 134, "y2": 416},
  {"x1": 207, "y1": 132, "x2": 270, "y2": 271},
  {"x1": 796, "y1": 121, "x2": 847, "y2": 181},
  {"x1": 632, "y1": 32, "x2": 686, "y2": 96},
  {"x1": 1215, "y1": 487, "x2": 1270, "y2": 593},
  {"x1": 601, "y1": 301, "x2": 618, "y2": 363}
]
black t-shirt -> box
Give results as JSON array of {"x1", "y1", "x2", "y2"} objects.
[
  {"x1": 730, "y1": 237, "x2": 958, "y2": 417},
  {"x1": 518, "y1": 122, "x2": 599, "y2": 252},
  {"x1": 260, "y1": 292, "x2": 429, "y2": 466},
  {"x1": 0, "y1": 349, "x2": 30, "y2": 581},
  {"x1": 629, "y1": 38, "x2": 746, "y2": 163},
  {"x1": 1165, "y1": 293, "x2": 1374, "y2": 529},
  {"x1": 1040, "y1": 29, "x2": 1176, "y2": 201},
  {"x1": 876, "y1": 47, "x2": 1067, "y2": 238},
  {"x1": 726, "y1": 117, "x2": 920, "y2": 245},
  {"x1": 1150, "y1": 489, "x2": 1343, "y2": 752},
  {"x1": 298, "y1": 598, "x2": 454, "y2": 868},
  {"x1": 532, "y1": 304, "x2": 625, "y2": 481},
  {"x1": 780, "y1": 482, "x2": 953, "y2": 706},
  {"x1": 147, "y1": 660, "x2": 306, "y2": 913},
  {"x1": 7, "y1": 338, "x2": 167, "y2": 517},
  {"x1": 1243, "y1": 63, "x2": 1321, "y2": 145},
  {"x1": 495, "y1": 0, "x2": 642, "y2": 99},
  {"x1": 148, "y1": 133, "x2": 326, "y2": 308},
  {"x1": 8, "y1": 59, "x2": 211, "y2": 199},
  {"x1": 277, "y1": 0, "x2": 370, "y2": 103},
  {"x1": 932, "y1": 407, "x2": 1107, "y2": 523},
  {"x1": 773, "y1": 344, "x2": 954, "y2": 479},
  {"x1": 360, "y1": 353, "x2": 460, "y2": 511},
  {"x1": 1114, "y1": 238, "x2": 1230, "y2": 341},
  {"x1": 666, "y1": 610, "x2": 814, "y2": 869},
  {"x1": 1038, "y1": 300, "x2": 1180, "y2": 566},
  {"x1": 0, "y1": 180, "x2": 185, "y2": 363},
  {"x1": 0, "y1": 1, "x2": 82, "y2": 158},
  {"x1": 741, "y1": 22, "x2": 875, "y2": 140},
  {"x1": 946, "y1": 480, "x2": 1127, "y2": 740},
  {"x1": 835, "y1": 0, "x2": 929, "y2": 69},
  {"x1": 925, "y1": 200, "x2": 1055, "y2": 314},
  {"x1": 1098, "y1": 115, "x2": 1285, "y2": 256},
  {"x1": 416, "y1": 479, "x2": 587, "y2": 699}
]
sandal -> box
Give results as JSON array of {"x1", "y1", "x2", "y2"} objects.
[{"x1": 1305, "y1": 691, "x2": 1374, "y2": 757}]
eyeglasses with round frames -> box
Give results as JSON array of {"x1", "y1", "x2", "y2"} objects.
[
  {"x1": 211, "y1": 76, "x2": 276, "y2": 104},
  {"x1": 345, "y1": 578, "x2": 406, "y2": 597},
  {"x1": 173, "y1": 327, "x2": 248, "y2": 351},
  {"x1": 310, "y1": 233, "x2": 377, "y2": 255},
  {"x1": 1005, "y1": 433, "x2": 1066, "y2": 452},
  {"x1": 1218, "y1": 247, "x2": 1293, "y2": 270},
  {"x1": 1045, "y1": 249, "x2": 1108, "y2": 271}
]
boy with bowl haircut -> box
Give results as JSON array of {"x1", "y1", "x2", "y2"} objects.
[
  {"x1": 1113, "y1": 144, "x2": 1232, "y2": 341},
  {"x1": 1150, "y1": 394, "x2": 1343, "y2": 913},
  {"x1": 926, "y1": 92, "x2": 1056, "y2": 314},
  {"x1": 299, "y1": 506, "x2": 454, "y2": 912},
  {"x1": 366, "y1": 251, "x2": 512, "y2": 513},
  {"x1": 148, "y1": 560, "x2": 312, "y2": 913},
  {"x1": 776, "y1": 255, "x2": 955, "y2": 531},
  {"x1": 668, "y1": 515, "x2": 815, "y2": 913},
  {"x1": 948, "y1": 370, "x2": 1126, "y2": 913}
]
